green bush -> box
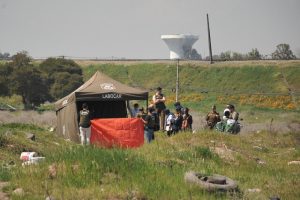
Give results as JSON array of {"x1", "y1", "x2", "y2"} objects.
[{"x1": 0, "y1": 167, "x2": 11, "y2": 181}]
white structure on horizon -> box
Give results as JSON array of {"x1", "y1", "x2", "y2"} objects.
[{"x1": 161, "y1": 34, "x2": 199, "y2": 59}]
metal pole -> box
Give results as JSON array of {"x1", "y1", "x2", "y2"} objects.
[
  {"x1": 207, "y1": 14, "x2": 213, "y2": 64},
  {"x1": 176, "y1": 59, "x2": 179, "y2": 102}
]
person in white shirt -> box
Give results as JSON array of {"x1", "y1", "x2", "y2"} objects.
[
  {"x1": 131, "y1": 103, "x2": 140, "y2": 117},
  {"x1": 164, "y1": 109, "x2": 174, "y2": 136}
]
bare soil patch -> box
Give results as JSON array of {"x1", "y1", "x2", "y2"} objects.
[
  {"x1": 1, "y1": 110, "x2": 299, "y2": 134},
  {"x1": 191, "y1": 111, "x2": 300, "y2": 133},
  {"x1": 0, "y1": 181, "x2": 9, "y2": 200}
]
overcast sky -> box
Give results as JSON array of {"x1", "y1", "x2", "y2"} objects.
[{"x1": 0, "y1": 0, "x2": 300, "y2": 59}]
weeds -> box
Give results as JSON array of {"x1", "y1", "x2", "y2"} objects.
[
  {"x1": 0, "y1": 166, "x2": 12, "y2": 181},
  {"x1": 0, "y1": 129, "x2": 299, "y2": 199}
]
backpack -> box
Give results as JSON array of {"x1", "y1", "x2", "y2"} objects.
[{"x1": 147, "y1": 114, "x2": 156, "y2": 129}]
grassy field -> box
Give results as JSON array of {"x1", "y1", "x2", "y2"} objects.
[
  {"x1": 0, "y1": 123, "x2": 299, "y2": 199},
  {"x1": 81, "y1": 61, "x2": 300, "y2": 127},
  {"x1": 0, "y1": 60, "x2": 299, "y2": 199},
  {"x1": 81, "y1": 61, "x2": 299, "y2": 93},
  {"x1": 81, "y1": 61, "x2": 300, "y2": 109}
]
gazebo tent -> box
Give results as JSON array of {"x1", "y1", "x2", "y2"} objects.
[{"x1": 55, "y1": 71, "x2": 148, "y2": 142}]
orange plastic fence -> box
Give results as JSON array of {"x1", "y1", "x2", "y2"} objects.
[{"x1": 90, "y1": 118, "x2": 144, "y2": 148}]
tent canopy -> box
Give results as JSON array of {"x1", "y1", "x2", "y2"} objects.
[
  {"x1": 55, "y1": 71, "x2": 148, "y2": 111},
  {"x1": 54, "y1": 71, "x2": 148, "y2": 142}
]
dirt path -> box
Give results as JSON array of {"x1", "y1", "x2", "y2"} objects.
[
  {"x1": 191, "y1": 111, "x2": 300, "y2": 134},
  {"x1": 1, "y1": 110, "x2": 298, "y2": 134},
  {"x1": 0, "y1": 182, "x2": 9, "y2": 200}
]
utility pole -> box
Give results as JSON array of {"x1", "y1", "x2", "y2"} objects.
[
  {"x1": 176, "y1": 59, "x2": 179, "y2": 102},
  {"x1": 207, "y1": 14, "x2": 213, "y2": 64}
]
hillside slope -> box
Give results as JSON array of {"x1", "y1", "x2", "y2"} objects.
[{"x1": 81, "y1": 61, "x2": 300, "y2": 112}]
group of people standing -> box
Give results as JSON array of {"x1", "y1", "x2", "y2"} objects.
[
  {"x1": 77, "y1": 87, "x2": 240, "y2": 146},
  {"x1": 137, "y1": 87, "x2": 241, "y2": 143},
  {"x1": 136, "y1": 87, "x2": 193, "y2": 143}
]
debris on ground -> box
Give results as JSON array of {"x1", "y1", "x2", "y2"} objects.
[
  {"x1": 184, "y1": 171, "x2": 238, "y2": 192},
  {"x1": 13, "y1": 188, "x2": 24, "y2": 196},
  {"x1": 288, "y1": 160, "x2": 300, "y2": 165},
  {"x1": 255, "y1": 158, "x2": 266, "y2": 165},
  {"x1": 2, "y1": 160, "x2": 16, "y2": 169},
  {"x1": 247, "y1": 188, "x2": 261, "y2": 193},
  {"x1": 20, "y1": 152, "x2": 45, "y2": 166},
  {"x1": 26, "y1": 132, "x2": 35, "y2": 141},
  {"x1": 48, "y1": 164, "x2": 57, "y2": 179},
  {"x1": 210, "y1": 143, "x2": 235, "y2": 162},
  {"x1": 0, "y1": 182, "x2": 9, "y2": 200},
  {"x1": 45, "y1": 195, "x2": 56, "y2": 200}
]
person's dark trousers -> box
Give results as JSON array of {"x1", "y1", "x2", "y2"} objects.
[
  {"x1": 157, "y1": 109, "x2": 165, "y2": 131},
  {"x1": 144, "y1": 128, "x2": 154, "y2": 143}
]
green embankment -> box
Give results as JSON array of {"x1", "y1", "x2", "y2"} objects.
[
  {"x1": 83, "y1": 63, "x2": 295, "y2": 93},
  {"x1": 82, "y1": 62, "x2": 300, "y2": 112},
  {"x1": 1, "y1": 124, "x2": 299, "y2": 199}
]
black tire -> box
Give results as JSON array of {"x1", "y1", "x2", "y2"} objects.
[{"x1": 184, "y1": 171, "x2": 237, "y2": 192}]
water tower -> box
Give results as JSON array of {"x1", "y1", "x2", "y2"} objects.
[{"x1": 161, "y1": 34, "x2": 199, "y2": 59}]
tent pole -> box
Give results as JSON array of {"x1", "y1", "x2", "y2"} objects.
[
  {"x1": 126, "y1": 100, "x2": 133, "y2": 117},
  {"x1": 146, "y1": 99, "x2": 148, "y2": 111}
]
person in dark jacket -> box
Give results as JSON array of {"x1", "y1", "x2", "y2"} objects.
[
  {"x1": 79, "y1": 103, "x2": 91, "y2": 145},
  {"x1": 172, "y1": 107, "x2": 183, "y2": 134},
  {"x1": 141, "y1": 107, "x2": 156, "y2": 143},
  {"x1": 152, "y1": 87, "x2": 166, "y2": 130}
]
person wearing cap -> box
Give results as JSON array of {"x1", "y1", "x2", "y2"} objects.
[
  {"x1": 152, "y1": 87, "x2": 166, "y2": 130},
  {"x1": 205, "y1": 105, "x2": 221, "y2": 129},
  {"x1": 79, "y1": 103, "x2": 91, "y2": 145},
  {"x1": 174, "y1": 101, "x2": 184, "y2": 114}
]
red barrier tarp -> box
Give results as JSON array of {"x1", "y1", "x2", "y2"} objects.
[{"x1": 90, "y1": 118, "x2": 144, "y2": 148}]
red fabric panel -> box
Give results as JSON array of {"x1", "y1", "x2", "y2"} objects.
[{"x1": 90, "y1": 118, "x2": 144, "y2": 148}]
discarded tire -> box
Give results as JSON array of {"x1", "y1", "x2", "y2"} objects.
[{"x1": 184, "y1": 171, "x2": 237, "y2": 192}]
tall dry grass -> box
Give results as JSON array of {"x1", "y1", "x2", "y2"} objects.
[{"x1": 0, "y1": 111, "x2": 56, "y2": 128}]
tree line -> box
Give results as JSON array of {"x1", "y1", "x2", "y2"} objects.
[
  {"x1": 0, "y1": 52, "x2": 83, "y2": 109},
  {"x1": 1, "y1": 43, "x2": 297, "y2": 62},
  {"x1": 0, "y1": 43, "x2": 297, "y2": 109},
  {"x1": 204, "y1": 43, "x2": 297, "y2": 61}
]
